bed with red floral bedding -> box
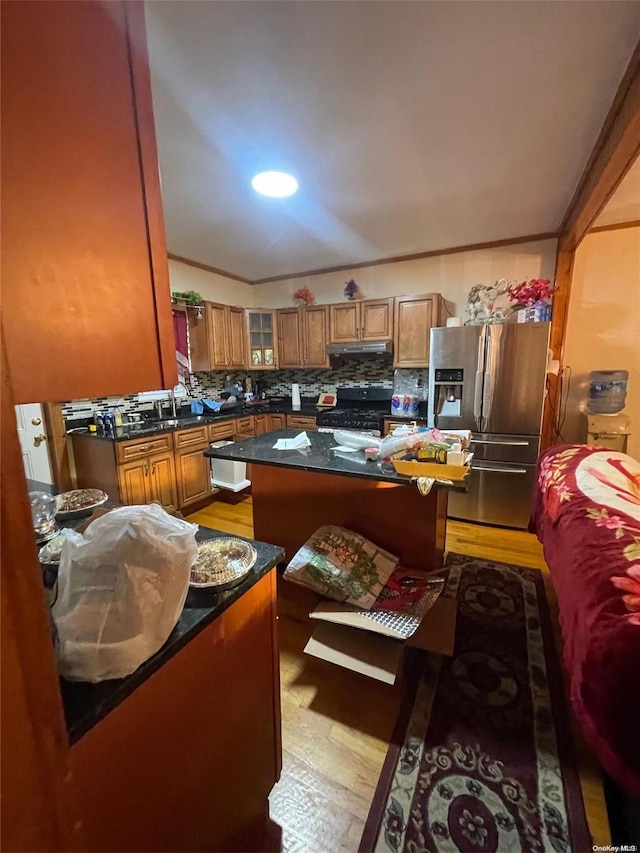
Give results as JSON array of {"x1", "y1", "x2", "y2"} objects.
[{"x1": 531, "y1": 444, "x2": 640, "y2": 800}]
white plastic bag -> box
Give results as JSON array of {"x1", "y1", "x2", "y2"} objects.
[{"x1": 53, "y1": 504, "x2": 198, "y2": 682}]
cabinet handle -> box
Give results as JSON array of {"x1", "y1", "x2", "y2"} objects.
[
  {"x1": 144, "y1": 463, "x2": 149, "y2": 477},
  {"x1": 151, "y1": 461, "x2": 156, "y2": 475}
]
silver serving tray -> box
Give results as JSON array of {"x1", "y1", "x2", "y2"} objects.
[
  {"x1": 55, "y1": 489, "x2": 108, "y2": 519},
  {"x1": 189, "y1": 538, "x2": 257, "y2": 591}
]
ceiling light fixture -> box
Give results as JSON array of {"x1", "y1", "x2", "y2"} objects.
[{"x1": 251, "y1": 171, "x2": 298, "y2": 198}]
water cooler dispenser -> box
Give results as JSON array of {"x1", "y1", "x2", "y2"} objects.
[{"x1": 584, "y1": 370, "x2": 631, "y2": 453}]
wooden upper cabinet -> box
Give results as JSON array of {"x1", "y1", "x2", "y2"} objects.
[
  {"x1": 1, "y1": 1, "x2": 177, "y2": 404},
  {"x1": 205, "y1": 302, "x2": 247, "y2": 370},
  {"x1": 247, "y1": 310, "x2": 277, "y2": 370},
  {"x1": 188, "y1": 309, "x2": 210, "y2": 372},
  {"x1": 302, "y1": 306, "x2": 329, "y2": 368},
  {"x1": 207, "y1": 303, "x2": 230, "y2": 369},
  {"x1": 277, "y1": 310, "x2": 303, "y2": 368},
  {"x1": 361, "y1": 299, "x2": 393, "y2": 341},
  {"x1": 393, "y1": 294, "x2": 443, "y2": 368},
  {"x1": 329, "y1": 299, "x2": 393, "y2": 343},
  {"x1": 329, "y1": 303, "x2": 360, "y2": 343},
  {"x1": 227, "y1": 306, "x2": 247, "y2": 369}
]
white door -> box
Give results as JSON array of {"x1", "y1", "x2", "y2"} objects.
[{"x1": 15, "y1": 404, "x2": 53, "y2": 485}]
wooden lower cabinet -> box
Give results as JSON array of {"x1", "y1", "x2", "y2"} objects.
[
  {"x1": 384, "y1": 418, "x2": 427, "y2": 435},
  {"x1": 267, "y1": 413, "x2": 286, "y2": 431},
  {"x1": 286, "y1": 414, "x2": 317, "y2": 431},
  {"x1": 117, "y1": 451, "x2": 177, "y2": 510},
  {"x1": 69, "y1": 570, "x2": 281, "y2": 853},
  {"x1": 208, "y1": 419, "x2": 236, "y2": 442},
  {"x1": 74, "y1": 412, "x2": 320, "y2": 513},
  {"x1": 150, "y1": 451, "x2": 177, "y2": 511},
  {"x1": 234, "y1": 415, "x2": 255, "y2": 441},
  {"x1": 175, "y1": 445, "x2": 211, "y2": 508},
  {"x1": 117, "y1": 458, "x2": 150, "y2": 505}
]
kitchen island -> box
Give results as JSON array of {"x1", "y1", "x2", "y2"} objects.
[{"x1": 205, "y1": 429, "x2": 466, "y2": 571}]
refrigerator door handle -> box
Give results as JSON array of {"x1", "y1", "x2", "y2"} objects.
[
  {"x1": 474, "y1": 463, "x2": 528, "y2": 474},
  {"x1": 473, "y1": 373, "x2": 483, "y2": 419},
  {"x1": 482, "y1": 328, "x2": 492, "y2": 418},
  {"x1": 473, "y1": 328, "x2": 485, "y2": 425},
  {"x1": 472, "y1": 438, "x2": 530, "y2": 446}
]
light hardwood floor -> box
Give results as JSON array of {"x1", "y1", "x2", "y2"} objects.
[{"x1": 189, "y1": 495, "x2": 610, "y2": 852}]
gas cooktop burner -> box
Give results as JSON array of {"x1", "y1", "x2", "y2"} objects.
[
  {"x1": 316, "y1": 408, "x2": 386, "y2": 430},
  {"x1": 315, "y1": 386, "x2": 392, "y2": 431}
]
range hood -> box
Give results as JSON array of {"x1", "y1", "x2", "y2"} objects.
[{"x1": 326, "y1": 340, "x2": 393, "y2": 357}]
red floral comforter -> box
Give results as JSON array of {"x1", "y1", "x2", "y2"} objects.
[{"x1": 531, "y1": 444, "x2": 640, "y2": 800}]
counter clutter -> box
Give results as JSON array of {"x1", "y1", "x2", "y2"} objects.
[
  {"x1": 28, "y1": 481, "x2": 285, "y2": 744},
  {"x1": 61, "y1": 525, "x2": 283, "y2": 742}
]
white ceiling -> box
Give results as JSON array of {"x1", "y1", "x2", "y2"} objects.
[
  {"x1": 593, "y1": 156, "x2": 640, "y2": 228},
  {"x1": 146, "y1": 1, "x2": 640, "y2": 282}
]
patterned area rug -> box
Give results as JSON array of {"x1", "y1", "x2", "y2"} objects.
[{"x1": 359, "y1": 554, "x2": 591, "y2": 853}]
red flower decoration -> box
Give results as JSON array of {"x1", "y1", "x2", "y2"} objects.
[{"x1": 508, "y1": 278, "x2": 556, "y2": 307}]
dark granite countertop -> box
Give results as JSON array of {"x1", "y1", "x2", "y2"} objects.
[
  {"x1": 204, "y1": 429, "x2": 468, "y2": 491},
  {"x1": 60, "y1": 526, "x2": 284, "y2": 744},
  {"x1": 67, "y1": 398, "x2": 329, "y2": 442}
]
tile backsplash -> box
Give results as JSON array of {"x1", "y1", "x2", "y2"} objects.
[{"x1": 62, "y1": 357, "x2": 426, "y2": 421}]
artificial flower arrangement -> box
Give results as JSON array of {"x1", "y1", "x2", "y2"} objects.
[
  {"x1": 508, "y1": 278, "x2": 556, "y2": 307},
  {"x1": 292, "y1": 285, "x2": 315, "y2": 306},
  {"x1": 344, "y1": 278, "x2": 360, "y2": 300}
]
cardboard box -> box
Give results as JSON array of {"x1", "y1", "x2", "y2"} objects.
[{"x1": 304, "y1": 595, "x2": 457, "y2": 684}]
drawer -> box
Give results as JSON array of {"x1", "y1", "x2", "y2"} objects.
[
  {"x1": 235, "y1": 416, "x2": 254, "y2": 433},
  {"x1": 286, "y1": 415, "x2": 317, "y2": 430},
  {"x1": 208, "y1": 419, "x2": 236, "y2": 441},
  {"x1": 384, "y1": 418, "x2": 426, "y2": 435},
  {"x1": 117, "y1": 433, "x2": 173, "y2": 463},
  {"x1": 174, "y1": 426, "x2": 208, "y2": 449}
]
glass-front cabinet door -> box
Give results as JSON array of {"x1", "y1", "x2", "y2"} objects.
[{"x1": 247, "y1": 310, "x2": 278, "y2": 369}]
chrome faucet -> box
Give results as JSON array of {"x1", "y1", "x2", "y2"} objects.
[{"x1": 170, "y1": 382, "x2": 189, "y2": 419}]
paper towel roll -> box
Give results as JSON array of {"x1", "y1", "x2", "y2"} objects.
[
  {"x1": 291, "y1": 383, "x2": 301, "y2": 411},
  {"x1": 446, "y1": 317, "x2": 463, "y2": 328}
]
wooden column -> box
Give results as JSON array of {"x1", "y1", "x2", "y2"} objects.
[
  {"x1": 0, "y1": 330, "x2": 82, "y2": 852},
  {"x1": 43, "y1": 402, "x2": 74, "y2": 490},
  {"x1": 542, "y1": 40, "x2": 640, "y2": 449}
]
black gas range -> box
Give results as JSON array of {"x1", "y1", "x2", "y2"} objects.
[{"x1": 315, "y1": 387, "x2": 392, "y2": 432}]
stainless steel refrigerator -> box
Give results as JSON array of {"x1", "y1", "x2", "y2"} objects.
[{"x1": 428, "y1": 322, "x2": 550, "y2": 528}]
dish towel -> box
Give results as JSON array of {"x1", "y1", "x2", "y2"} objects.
[{"x1": 191, "y1": 399, "x2": 224, "y2": 415}]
